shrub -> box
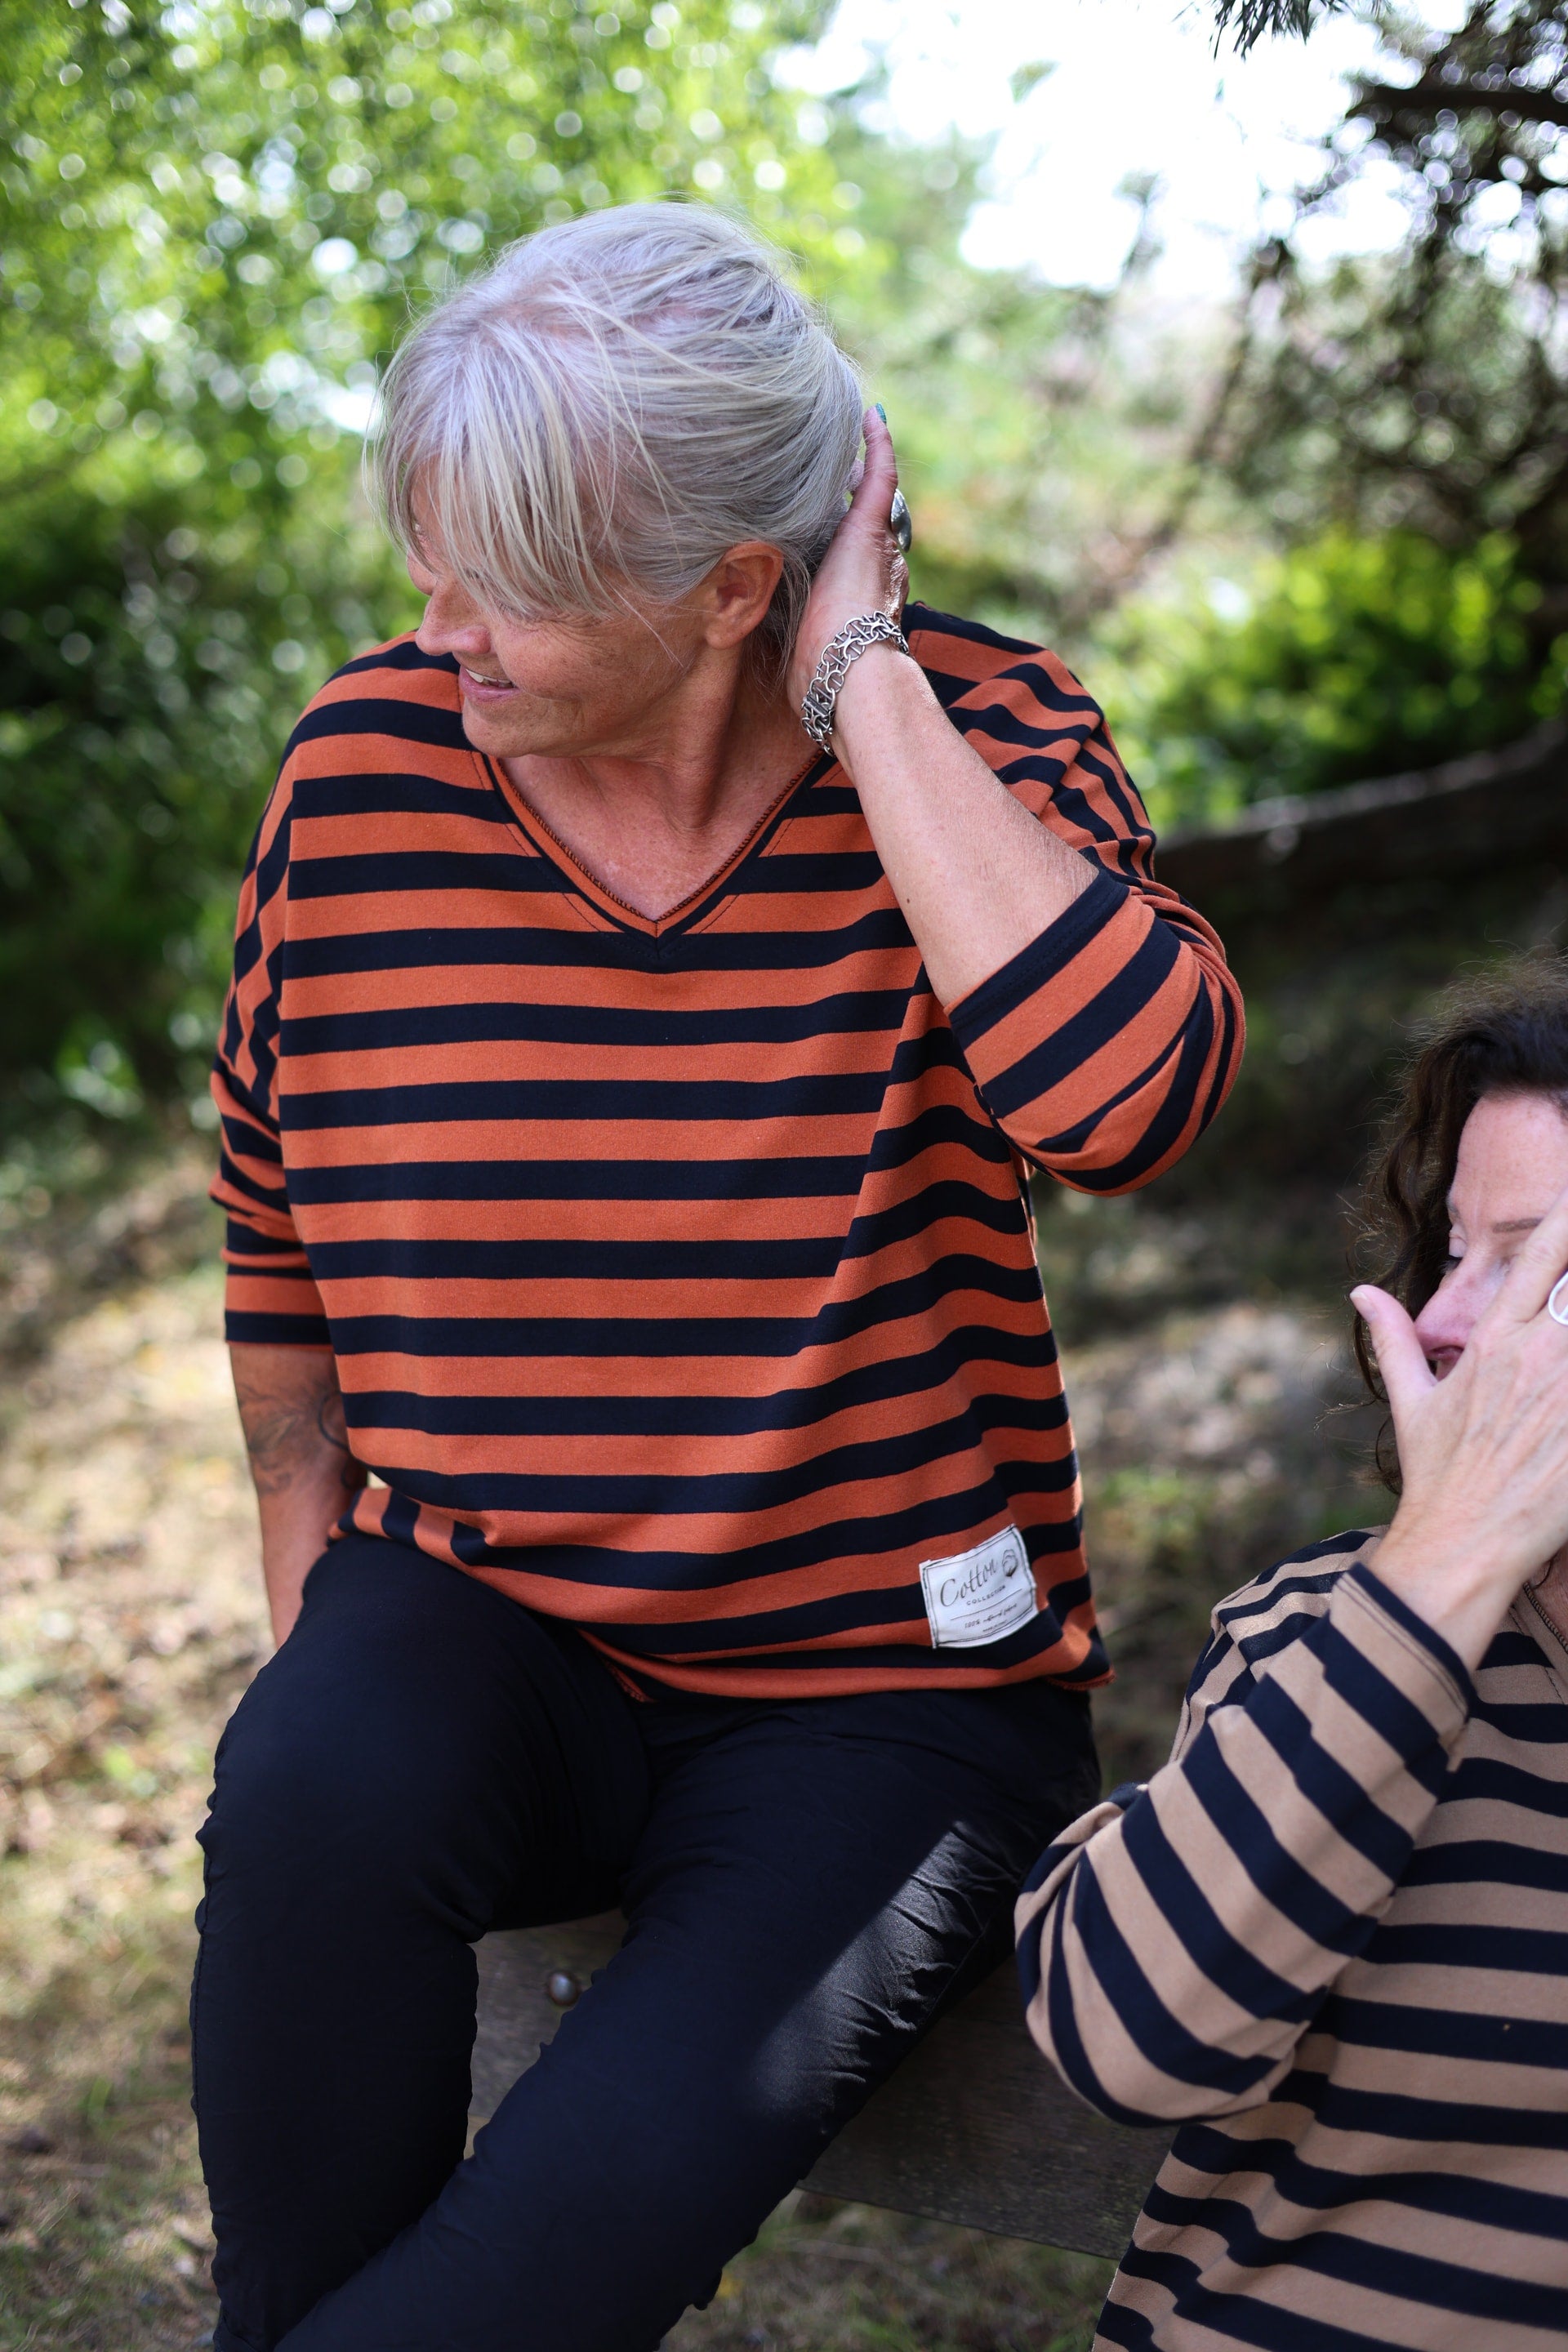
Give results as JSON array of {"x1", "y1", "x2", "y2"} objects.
[{"x1": 1107, "y1": 530, "x2": 1566, "y2": 826}]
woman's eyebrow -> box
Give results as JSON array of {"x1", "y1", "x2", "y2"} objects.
[{"x1": 1492, "y1": 1216, "x2": 1544, "y2": 1234}]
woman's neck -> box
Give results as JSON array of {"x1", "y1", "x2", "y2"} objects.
[{"x1": 499, "y1": 671, "x2": 808, "y2": 921}]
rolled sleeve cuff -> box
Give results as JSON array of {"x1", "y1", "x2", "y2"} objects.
[{"x1": 946, "y1": 866, "x2": 1205, "y2": 1182}]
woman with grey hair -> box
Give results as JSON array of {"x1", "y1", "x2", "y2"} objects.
[{"x1": 195, "y1": 201, "x2": 1242, "y2": 2351}]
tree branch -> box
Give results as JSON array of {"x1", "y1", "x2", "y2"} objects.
[
  {"x1": 1353, "y1": 76, "x2": 1568, "y2": 134},
  {"x1": 1209, "y1": 0, "x2": 1346, "y2": 56}
]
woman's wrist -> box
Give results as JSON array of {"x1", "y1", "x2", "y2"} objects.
[
  {"x1": 827, "y1": 634, "x2": 934, "y2": 772},
  {"x1": 799, "y1": 613, "x2": 911, "y2": 753},
  {"x1": 1365, "y1": 1512, "x2": 1522, "y2": 1671}
]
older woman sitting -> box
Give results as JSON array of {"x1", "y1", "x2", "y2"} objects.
[
  {"x1": 196, "y1": 202, "x2": 1241, "y2": 2352},
  {"x1": 1018, "y1": 959, "x2": 1568, "y2": 2350}
]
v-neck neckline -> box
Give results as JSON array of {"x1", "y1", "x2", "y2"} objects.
[{"x1": 476, "y1": 743, "x2": 830, "y2": 938}]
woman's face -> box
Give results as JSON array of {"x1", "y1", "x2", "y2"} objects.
[
  {"x1": 407, "y1": 545, "x2": 698, "y2": 764},
  {"x1": 404, "y1": 493, "x2": 783, "y2": 767},
  {"x1": 1412, "y1": 1090, "x2": 1568, "y2": 1378}
]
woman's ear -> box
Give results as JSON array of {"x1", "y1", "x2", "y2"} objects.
[{"x1": 701, "y1": 541, "x2": 786, "y2": 648}]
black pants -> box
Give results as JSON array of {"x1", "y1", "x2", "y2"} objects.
[{"x1": 193, "y1": 1535, "x2": 1098, "y2": 2351}]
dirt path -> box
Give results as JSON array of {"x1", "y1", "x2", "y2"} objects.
[{"x1": 0, "y1": 1163, "x2": 1373, "y2": 2350}]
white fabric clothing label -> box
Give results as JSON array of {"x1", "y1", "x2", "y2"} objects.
[{"x1": 919, "y1": 1525, "x2": 1038, "y2": 1650}]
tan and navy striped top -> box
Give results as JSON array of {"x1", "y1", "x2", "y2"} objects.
[
  {"x1": 1017, "y1": 1531, "x2": 1568, "y2": 2349},
  {"x1": 212, "y1": 604, "x2": 1241, "y2": 1696}
]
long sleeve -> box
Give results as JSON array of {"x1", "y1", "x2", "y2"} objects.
[
  {"x1": 1013, "y1": 1547, "x2": 1473, "y2": 2127},
  {"x1": 210, "y1": 766, "x2": 330, "y2": 1348},
  {"x1": 928, "y1": 628, "x2": 1243, "y2": 1191}
]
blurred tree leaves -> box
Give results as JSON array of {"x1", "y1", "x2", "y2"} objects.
[{"x1": 1105, "y1": 528, "x2": 1565, "y2": 822}]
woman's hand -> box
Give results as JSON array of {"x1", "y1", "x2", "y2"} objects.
[
  {"x1": 1353, "y1": 1176, "x2": 1568, "y2": 1669},
  {"x1": 786, "y1": 406, "x2": 908, "y2": 715},
  {"x1": 781, "y1": 403, "x2": 1091, "y2": 1009}
]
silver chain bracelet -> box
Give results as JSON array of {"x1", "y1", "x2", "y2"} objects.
[{"x1": 800, "y1": 612, "x2": 911, "y2": 752}]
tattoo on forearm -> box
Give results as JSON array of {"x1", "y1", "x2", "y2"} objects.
[
  {"x1": 315, "y1": 1388, "x2": 354, "y2": 1458},
  {"x1": 234, "y1": 1361, "x2": 364, "y2": 1499}
]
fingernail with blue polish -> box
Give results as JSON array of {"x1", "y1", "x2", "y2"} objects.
[{"x1": 874, "y1": 402, "x2": 887, "y2": 423}]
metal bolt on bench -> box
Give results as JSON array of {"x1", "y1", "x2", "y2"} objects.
[{"x1": 471, "y1": 1918, "x2": 1170, "y2": 2260}]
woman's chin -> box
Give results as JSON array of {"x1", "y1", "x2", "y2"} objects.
[{"x1": 457, "y1": 687, "x2": 550, "y2": 757}]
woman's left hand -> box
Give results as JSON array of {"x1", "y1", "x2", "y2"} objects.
[{"x1": 786, "y1": 406, "x2": 908, "y2": 715}]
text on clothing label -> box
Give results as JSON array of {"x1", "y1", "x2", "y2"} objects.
[{"x1": 919, "y1": 1526, "x2": 1038, "y2": 1650}]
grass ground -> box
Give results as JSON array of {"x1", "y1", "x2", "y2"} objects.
[{"x1": 0, "y1": 1156, "x2": 1377, "y2": 2351}]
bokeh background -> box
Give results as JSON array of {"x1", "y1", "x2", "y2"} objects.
[{"x1": 3, "y1": 2, "x2": 1567, "y2": 2344}]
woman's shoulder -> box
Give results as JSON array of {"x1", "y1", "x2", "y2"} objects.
[
  {"x1": 902, "y1": 603, "x2": 1099, "y2": 728},
  {"x1": 1204, "y1": 1526, "x2": 1390, "y2": 1673},
  {"x1": 264, "y1": 635, "x2": 472, "y2": 813},
  {"x1": 282, "y1": 632, "x2": 462, "y2": 743},
  {"x1": 1168, "y1": 1526, "x2": 1391, "y2": 1748}
]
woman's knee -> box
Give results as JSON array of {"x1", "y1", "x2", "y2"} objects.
[
  {"x1": 201, "y1": 1677, "x2": 460, "y2": 1934},
  {"x1": 200, "y1": 1566, "x2": 521, "y2": 1927},
  {"x1": 198, "y1": 1539, "x2": 644, "y2": 1933}
]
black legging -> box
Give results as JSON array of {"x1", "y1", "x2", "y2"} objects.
[{"x1": 192, "y1": 1534, "x2": 1099, "y2": 2351}]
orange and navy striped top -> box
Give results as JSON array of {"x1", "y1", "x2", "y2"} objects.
[{"x1": 211, "y1": 605, "x2": 1242, "y2": 1697}]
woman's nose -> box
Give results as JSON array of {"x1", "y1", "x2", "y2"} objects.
[
  {"x1": 1412, "y1": 1262, "x2": 1490, "y2": 1368},
  {"x1": 416, "y1": 580, "x2": 488, "y2": 657}
]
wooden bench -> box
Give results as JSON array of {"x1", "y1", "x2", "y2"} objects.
[{"x1": 471, "y1": 1917, "x2": 1170, "y2": 2261}]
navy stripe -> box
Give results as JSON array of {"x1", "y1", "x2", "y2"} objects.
[
  {"x1": 297, "y1": 770, "x2": 515, "y2": 822},
  {"x1": 280, "y1": 987, "x2": 914, "y2": 1057},
  {"x1": 282, "y1": 906, "x2": 915, "y2": 979},
  {"x1": 1062, "y1": 1856, "x2": 1285, "y2": 2105},
  {"x1": 951, "y1": 866, "x2": 1129, "y2": 1049},
  {"x1": 326, "y1": 1254, "x2": 1049, "y2": 1359},
  {"x1": 977, "y1": 913, "x2": 1181, "y2": 1122},
  {"x1": 362, "y1": 1392, "x2": 1076, "y2": 1519},
  {"x1": 352, "y1": 1366, "x2": 1063, "y2": 1446},
  {"x1": 285, "y1": 1153, "x2": 874, "y2": 1205},
  {"x1": 279, "y1": 1070, "x2": 893, "y2": 1131},
  {"x1": 280, "y1": 1111, "x2": 1012, "y2": 1211},
  {"x1": 445, "y1": 1495, "x2": 1091, "y2": 1603},
  {"x1": 226, "y1": 1311, "x2": 332, "y2": 1344},
  {"x1": 310, "y1": 1234, "x2": 851, "y2": 1284},
  {"x1": 1170, "y1": 2116, "x2": 1568, "y2": 2237},
  {"x1": 292, "y1": 849, "x2": 568, "y2": 899},
  {"x1": 1119, "y1": 1799, "x2": 1320, "y2": 2029},
  {"x1": 286, "y1": 691, "x2": 470, "y2": 752},
  {"x1": 1327, "y1": 1988, "x2": 1568, "y2": 2063},
  {"x1": 1135, "y1": 2182, "x2": 1568, "y2": 2329}
]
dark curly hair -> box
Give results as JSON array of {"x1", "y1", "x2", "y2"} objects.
[{"x1": 1354, "y1": 955, "x2": 1568, "y2": 1487}]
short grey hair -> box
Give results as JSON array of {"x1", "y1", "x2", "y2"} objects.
[{"x1": 370, "y1": 201, "x2": 865, "y2": 666}]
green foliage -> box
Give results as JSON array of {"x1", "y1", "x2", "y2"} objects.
[
  {"x1": 0, "y1": 461, "x2": 387, "y2": 1112},
  {"x1": 1105, "y1": 530, "x2": 1566, "y2": 824}
]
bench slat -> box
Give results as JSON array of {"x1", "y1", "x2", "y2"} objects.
[{"x1": 472, "y1": 1921, "x2": 1169, "y2": 2261}]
